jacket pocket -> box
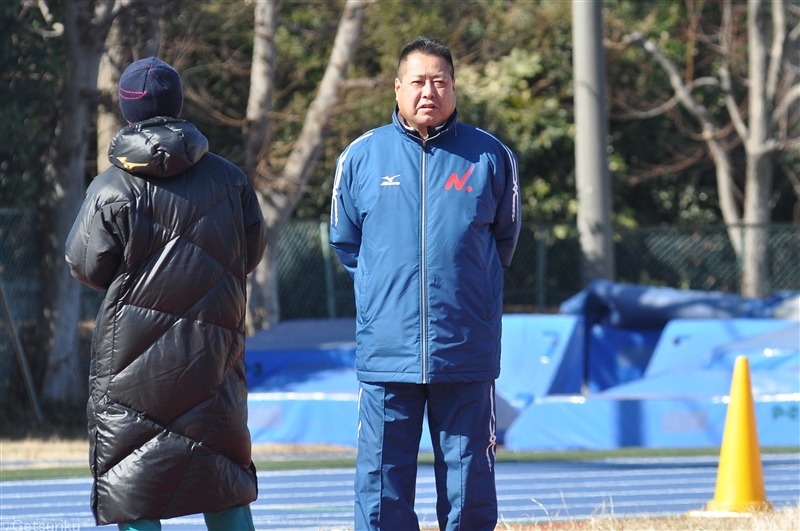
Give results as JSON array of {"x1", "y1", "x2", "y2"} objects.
[
  {"x1": 483, "y1": 256, "x2": 503, "y2": 322},
  {"x1": 355, "y1": 265, "x2": 371, "y2": 323}
]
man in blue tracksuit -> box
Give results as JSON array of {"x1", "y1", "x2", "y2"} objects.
[{"x1": 329, "y1": 36, "x2": 521, "y2": 531}]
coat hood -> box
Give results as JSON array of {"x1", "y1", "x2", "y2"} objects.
[{"x1": 108, "y1": 117, "x2": 209, "y2": 178}]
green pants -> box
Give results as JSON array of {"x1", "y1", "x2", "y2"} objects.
[{"x1": 118, "y1": 504, "x2": 255, "y2": 531}]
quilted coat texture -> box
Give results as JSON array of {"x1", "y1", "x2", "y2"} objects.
[{"x1": 65, "y1": 117, "x2": 267, "y2": 524}]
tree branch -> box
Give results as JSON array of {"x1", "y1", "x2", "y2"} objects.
[
  {"x1": 339, "y1": 77, "x2": 387, "y2": 91},
  {"x1": 780, "y1": 161, "x2": 800, "y2": 202},
  {"x1": 620, "y1": 145, "x2": 707, "y2": 185},
  {"x1": 780, "y1": 83, "x2": 800, "y2": 110},
  {"x1": 184, "y1": 85, "x2": 245, "y2": 128},
  {"x1": 93, "y1": 0, "x2": 123, "y2": 31},
  {"x1": 277, "y1": 17, "x2": 337, "y2": 38},
  {"x1": 783, "y1": 136, "x2": 800, "y2": 152},
  {"x1": 719, "y1": 0, "x2": 749, "y2": 143},
  {"x1": 789, "y1": 22, "x2": 800, "y2": 43},
  {"x1": 610, "y1": 77, "x2": 718, "y2": 120},
  {"x1": 765, "y1": 0, "x2": 786, "y2": 105},
  {"x1": 624, "y1": 32, "x2": 722, "y2": 137},
  {"x1": 275, "y1": 0, "x2": 369, "y2": 213},
  {"x1": 22, "y1": 0, "x2": 63, "y2": 37},
  {"x1": 623, "y1": 30, "x2": 743, "y2": 234},
  {"x1": 773, "y1": 83, "x2": 800, "y2": 142}
]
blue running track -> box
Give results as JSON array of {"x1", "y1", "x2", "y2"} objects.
[{"x1": 1, "y1": 454, "x2": 798, "y2": 530}]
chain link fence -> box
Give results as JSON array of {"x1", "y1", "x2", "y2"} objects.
[
  {"x1": 2, "y1": 210, "x2": 798, "y2": 400},
  {"x1": 0, "y1": 209, "x2": 42, "y2": 404},
  {"x1": 276, "y1": 221, "x2": 800, "y2": 318},
  {"x1": 615, "y1": 224, "x2": 800, "y2": 295}
]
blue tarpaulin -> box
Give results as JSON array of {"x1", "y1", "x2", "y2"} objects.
[
  {"x1": 560, "y1": 279, "x2": 794, "y2": 329},
  {"x1": 246, "y1": 318, "x2": 359, "y2": 446},
  {"x1": 244, "y1": 283, "x2": 799, "y2": 450},
  {"x1": 558, "y1": 281, "x2": 798, "y2": 392}
]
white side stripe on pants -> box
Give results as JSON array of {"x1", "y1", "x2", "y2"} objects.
[{"x1": 486, "y1": 382, "x2": 496, "y2": 472}]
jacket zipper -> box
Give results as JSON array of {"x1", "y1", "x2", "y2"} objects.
[{"x1": 420, "y1": 138, "x2": 428, "y2": 384}]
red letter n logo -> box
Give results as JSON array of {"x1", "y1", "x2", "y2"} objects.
[{"x1": 445, "y1": 165, "x2": 475, "y2": 192}]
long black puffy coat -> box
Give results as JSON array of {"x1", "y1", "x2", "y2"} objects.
[{"x1": 65, "y1": 117, "x2": 266, "y2": 525}]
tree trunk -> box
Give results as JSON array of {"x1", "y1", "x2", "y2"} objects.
[
  {"x1": 244, "y1": 0, "x2": 279, "y2": 330},
  {"x1": 97, "y1": 0, "x2": 164, "y2": 173},
  {"x1": 704, "y1": 129, "x2": 742, "y2": 257},
  {"x1": 740, "y1": 0, "x2": 774, "y2": 298},
  {"x1": 40, "y1": 0, "x2": 119, "y2": 405},
  {"x1": 742, "y1": 153, "x2": 774, "y2": 297},
  {"x1": 245, "y1": 0, "x2": 277, "y2": 180},
  {"x1": 247, "y1": 0, "x2": 369, "y2": 330},
  {"x1": 96, "y1": 10, "x2": 128, "y2": 174},
  {"x1": 248, "y1": 213, "x2": 282, "y2": 331}
]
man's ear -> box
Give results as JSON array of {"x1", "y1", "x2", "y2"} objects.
[{"x1": 395, "y1": 78, "x2": 401, "y2": 100}]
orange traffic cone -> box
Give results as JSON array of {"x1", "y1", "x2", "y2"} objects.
[{"x1": 689, "y1": 355, "x2": 773, "y2": 517}]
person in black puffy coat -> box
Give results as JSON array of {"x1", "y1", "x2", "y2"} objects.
[{"x1": 65, "y1": 57, "x2": 267, "y2": 530}]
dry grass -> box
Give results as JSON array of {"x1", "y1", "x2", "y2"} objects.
[
  {"x1": 0, "y1": 437, "x2": 88, "y2": 466},
  {"x1": 251, "y1": 442, "x2": 357, "y2": 456},
  {"x1": 492, "y1": 504, "x2": 800, "y2": 531},
  {"x1": 0, "y1": 438, "x2": 356, "y2": 468}
]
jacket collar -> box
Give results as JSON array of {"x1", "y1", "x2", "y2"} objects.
[{"x1": 392, "y1": 105, "x2": 458, "y2": 144}]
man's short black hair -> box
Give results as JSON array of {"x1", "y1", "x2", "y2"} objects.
[{"x1": 397, "y1": 36, "x2": 455, "y2": 79}]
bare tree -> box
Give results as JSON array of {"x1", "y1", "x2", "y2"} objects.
[
  {"x1": 246, "y1": 0, "x2": 370, "y2": 329},
  {"x1": 97, "y1": 0, "x2": 165, "y2": 173},
  {"x1": 29, "y1": 0, "x2": 124, "y2": 404},
  {"x1": 621, "y1": 0, "x2": 799, "y2": 297}
]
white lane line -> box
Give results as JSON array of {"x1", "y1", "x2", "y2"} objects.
[
  {"x1": 0, "y1": 490, "x2": 88, "y2": 500},
  {"x1": 258, "y1": 479, "x2": 353, "y2": 490},
  {"x1": 257, "y1": 468, "x2": 356, "y2": 477},
  {"x1": 0, "y1": 477, "x2": 92, "y2": 487},
  {"x1": 494, "y1": 473, "x2": 800, "y2": 491}
]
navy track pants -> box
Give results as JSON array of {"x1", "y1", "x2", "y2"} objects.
[{"x1": 355, "y1": 380, "x2": 497, "y2": 531}]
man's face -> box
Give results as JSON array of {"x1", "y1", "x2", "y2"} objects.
[{"x1": 395, "y1": 52, "x2": 456, "y2": 137}]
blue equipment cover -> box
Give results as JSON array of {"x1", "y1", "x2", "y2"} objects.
[
  {"x1": 503, "y1": 396, "x2": 799, "y2": 451},
  {"x1": 505, "y1": 319, "x2": 799, "y2": 451},
  {"x1": 601, "y1": 321, "x2": 800, "y2": 399},
  {"x1": 557, "y1": 281, "x2": 795, "y2": 395},
  {"x1": 560, "y1": 280, "x2": 793, "y2": 329},
  {"x1": 246, "y1": 318, "x2": 359, "y2": 446},
  {"x1": 645, "y1": 319, "x2": 795, "y2": 377},
  {"x1": 496, "y1": 315, "x2": 584, "y2": 407},
  {"x1": 246, "y1": 315, "x2": 582, "y2": 447},
  {"x1": 246, "y1": 318, "x2": 356, "y2": 390},
  {"x1": 587, "y1": 325, "x2": 661, "y2": 392},
  {"x1": 244, "y1": 311, "x2": 798, "y2": 450},
  {"x1": 248, "y1": 368, "x2": 359, "y2": 447},
  {"x1": 710, "y1": 323, "x2": 799, "y2": 371}
]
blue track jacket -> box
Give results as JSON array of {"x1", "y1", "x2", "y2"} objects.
[{"x1": 330, "y1": 109, "x2": 521, "y2": 384}]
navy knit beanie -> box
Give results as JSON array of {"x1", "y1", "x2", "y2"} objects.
[{"x1": 118, "y1": 57, "x2": 183, "y2": 123}]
